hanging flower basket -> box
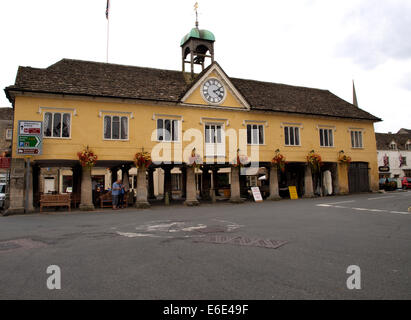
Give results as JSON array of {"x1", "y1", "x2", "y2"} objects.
[
  {"x1": 271, "y1": 149, "x2": 286, "y2": 172},
  {"x1": 231, "y1": 149, "x2": 249, "y2": 168},
  {"x1": 338, "y1": 151, "x2": 352, "y2": 164},
  {"x1": 77, "y1": 146, "x2": 97, "y2": 168},
  {"x1": 306, "y1": 150, "x2": 323, "y2": 172},
  {"x1": 134, "y1": 151, "x2": 152, "y2": 168},
  {"x1": 187, "y1": 148, "x2": 202, "y2": 168}
]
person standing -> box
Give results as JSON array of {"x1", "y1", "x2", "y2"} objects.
[{"x1": 112, "y1": 179, "x2": 122, "y2": 210}]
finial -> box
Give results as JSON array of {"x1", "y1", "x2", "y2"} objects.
[{"x1": 194, "y1": 2, "x2": 199, "y2": 28}]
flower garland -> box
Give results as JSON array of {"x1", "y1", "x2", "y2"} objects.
[
  {"x1": 187, "y1": 148, "x2": 202, "y2": 168},
  {"x1": 77, "y1": 146, "x2": 97, "y2": 167},
  {"x1": 232, "y1": 149, "x2": 249, "y2": 167},
  {"x1": 306, "y1": 150, "x2": 323, "y2": 172},
  {"x1": 271, "y1": 149, "x2": 286, "y2": 172},
  {"x1": 134, "y1": 151, "x2": 152, "y2": 168},
  {"x1": 338, "y1": 151, "x2": 352, "y2": 164}
]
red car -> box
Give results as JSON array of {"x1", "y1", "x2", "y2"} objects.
[{"x1": 401, "y1": 177, "x2": 411, "y2": 189}]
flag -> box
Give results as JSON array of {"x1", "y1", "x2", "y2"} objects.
[{"x1": 106, "y1": 0, "x2": 110, "y2": 20}]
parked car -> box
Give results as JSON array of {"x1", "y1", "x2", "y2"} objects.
[
  {"x1": 379, "y1": 178, "x2": 397, "y2": 191},
  {"x1": 401, "y1": 177, "x2": 411, "y2": 189}
]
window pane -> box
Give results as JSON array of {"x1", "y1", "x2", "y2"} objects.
[
  {"x1": 157, "y1": 119, "x2": 163, "y2": 141},
  {"x1": 112, "y1": 116, "x2": 120, "y2": 139},
  {"x1": 164, "y1": 119, "x2": 171, "y2": 141},
  {"x1": 295, "y1": 127, "x2": 300, "y2": 145},
  {"x1": 53, "y1": 113, "x2": 61, "y2": 137},
  {"x1": 320, "y1": 129, "x2": 324, "y2": 146},
  {"x1": 355, "y1": 131, "x2": 359, "y2": 148},
  {"x1": 247, "y1": 125, "x2": 251, "y2": 144},
  {"x1": 44, "y1": 112, "x2": 52, "y2": 137},
  {"x1": 290, "y1": 127, "x2": 295, "y2": 145},
  {"x1": 329, "y1": 130, "x2": 333, "y2": 146},
  {"x1": 324, "y1": 129, "x2": 329, "y2": 146},
  {"x1": 284, "y1": 127, "x2": 289, "y2": 145},
  {"x1": 104, "y1": 116, "x2": 111, "y2": 139},
  {"x1": 358, "y1": 132, "x2": 363, "y2": 148},
  {"x1": 205, "y1": 125, "x2": 210, "y2": 143},
  {"x1": 351, "y1": 131, "x2": 355, "y2": 147},
  {"x1": 62, "y1": 113, "x2": 70, "y2": 138},
  {"x1": 211, "y1": 125, "x2": 215, "y2": 143},
  {"x1": 216, "y1": 125, "x2": 222, "y2": 143},
  {"x1": 258, "y1": 125, "x2": 264, "y2": 145},
  {"x1": 121, "y1": 117, "x2": 128, "y2": 139},
  {"x1": 252, "y1": 125, "x2": 258, "y2": 144},
  {"x1": 172, "y1": 120, "x2": 178, "y2": 141}
]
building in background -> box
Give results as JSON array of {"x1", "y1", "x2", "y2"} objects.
[{"x1": 376, "y1": 129, "x2": 411, "y2": 179}]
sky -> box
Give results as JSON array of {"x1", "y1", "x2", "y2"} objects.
[{"x1": 0, "y1": 0, "x2": 410, "y2": 133}]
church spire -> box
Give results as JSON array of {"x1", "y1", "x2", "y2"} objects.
[
  {"x1": 194, "y1": 2, "x2": 199, "y2": 28},
  {"x1": 352, "y1": 80, "x2": 358, "y2": 107}
]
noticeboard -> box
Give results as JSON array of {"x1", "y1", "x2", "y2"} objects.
[
  {"x1": 251, "y1": 187, "x2": 263, "y2": 202},
  {"x1": 288, "y1": 186, "x2": 299, "y2": 200}
]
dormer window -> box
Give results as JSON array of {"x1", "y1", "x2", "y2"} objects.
[{"x1": 389, "y1": 142, "x2": 397, "y2": 150}]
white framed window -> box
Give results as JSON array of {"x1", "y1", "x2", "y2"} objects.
[
  {"x1": 350, "y1": 130, "x2": 363, "y2": 148},
  {"x1": 246, "y1": 124, "x2": 264, "y2": 145},
  {"x1": 104, "y1": 115, "x2": 128, "y2": 140},
  {"x1": 389, "y1": 142, "x2": 397, "y2": 150},
  {"x1": 204, "y1": 123, "x2": 225, "y2": 157},
  {"x1": 284, "y1": 126, "x2": 300, "y2": 146},
  {"x1": 319, "y1": 128, "x2": 334, "y2": 147},
  {"x1": 43, "y1": 112, "x2": 71, "y2": 138},
  {"x1": 5, "y1": 128, "x2": 12, "y2": 140},
  {"x1": 157, "y1": 118, "x2": 179, "y2": 142}
]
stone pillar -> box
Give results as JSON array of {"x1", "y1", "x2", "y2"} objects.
[
  {"x1": 303, "y1": 165, "x2": 314, "y2": 198},
  {"x1": 201, "y1": 166, "x2": 211, "y2": 201},
  {"x1": 331, "y1": 163, "x2": 339, "y2": 195},
  {"x1": 27, "y1": 162, "x2": 34, "y2": 212},
  {"x1": 79, "y1": 166, "x2": 94, "y2": 211},
  {"x1": 148, "y1": 167, "x2": 155, "y2": 200},
  {"x1": 212, "y1": 167, "x2": 219, "y2": 196},
  {"x1": 337, "y1": 162, "x2": 349, "y2": 194},
  {"x1": 267, "y1": 166, "x2": 281, "y2": 201},
  {"x1": 32, "y1": 164, "x2": 40, "y2": 208},
  {"x1": 4, "y1": 158, "x2": 25, "y2": 215},
  {"x1": 122, "y1": 166, "x2": 133, "y2": 205},
  {"x1": 184, "y1": 166, "x2": 199, "y2": 206},
  {"x1": 135, "y1": 166, "x2": 150, "y2": 208},
  {"x1": 163, "y1": 166, "x2": 172, "y2": 204},
  {"x1": 230, "y1": 166, "x2": 243, "y2": 203}
]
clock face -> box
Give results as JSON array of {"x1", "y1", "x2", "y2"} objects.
[{"x1": 202, "y1": 78, "x2": 225, "y2": 104}]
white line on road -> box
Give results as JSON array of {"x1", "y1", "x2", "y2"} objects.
[
  {"x1": 322, "y1": 200, "x2": 356, "y2": 205},
  {"x1": 367, "y1": 196, "x2": 396, "y2": 200}
]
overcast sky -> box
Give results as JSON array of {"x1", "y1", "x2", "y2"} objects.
[{"x1": 0, "y1": 0, "x2": 410, "y2": 133}]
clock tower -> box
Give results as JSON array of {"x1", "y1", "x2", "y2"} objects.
[{"x1": 180, "y1": 4, "x2": 215, "y2": 81}]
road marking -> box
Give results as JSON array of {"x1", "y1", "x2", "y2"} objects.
[
  {"x1": 367, "y1": 196, "x2": 395, "y2": 200},
  {"x1": 325, "y1": 200, "x2": 356, "y2": 205},
  {"x1": 316, "y1": 204, "x2": 409, "y2": 216}
]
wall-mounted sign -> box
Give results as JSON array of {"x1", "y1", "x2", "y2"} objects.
[
  {"x1": 251, "y1": 187, "x2": 263, "y2": 202},
  {"x1": 17, "y1": 120, "x2": 43, "y2": 156},
  {"x1": 378, "y1": 166, "x2": 390, "y2": 172},
  {"x1": 288, "y1": 186, "x2": 299, "y2": 200}
]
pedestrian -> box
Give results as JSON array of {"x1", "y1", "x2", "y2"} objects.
[
  {"x1": 119, "y1": 183, "x2": 125, "y2": 208},
  {"x1": 112, "y1": 179, "x2": 122, "y2": 210}
]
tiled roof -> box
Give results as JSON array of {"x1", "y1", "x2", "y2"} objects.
[
  {"x1": 375, "y1": 132, "x2": 411, "y2": 151},
  {"x1": 5, "y1": 59, "x2": 381, "y2": 121}
]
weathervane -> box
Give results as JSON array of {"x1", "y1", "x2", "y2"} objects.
[{"x1": 194, "y1": 2, "x2": 199, "y2": 28}]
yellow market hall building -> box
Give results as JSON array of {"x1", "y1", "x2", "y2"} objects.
[{"x1": 4, "y1": 24, "x2": 381, "y2": 213}]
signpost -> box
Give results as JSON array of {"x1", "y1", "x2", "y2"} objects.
[
  {"x1": 251, "y1": 187, "x2": 263, "y2": 202},
  {"x1": 17, "y1": 121, "x2": 43, "y2": 213},
  {"x1": 288, "y1": 186, "x2": 299, "y2": 200}
]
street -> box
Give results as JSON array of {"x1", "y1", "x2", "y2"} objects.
[{"x1": 0, "y1": 191, "x2": 410, "y2": 299}]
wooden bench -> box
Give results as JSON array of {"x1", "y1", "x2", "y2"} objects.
[
  {"x1": 40, "y1": 194, "x2": 71, "y2": 212},
  {"x1": 99, "y1": 191, "x2": 129, "y2": 208}
]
